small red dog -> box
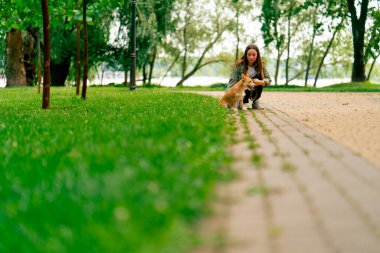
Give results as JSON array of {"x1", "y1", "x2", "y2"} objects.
[{"x1": 219, "y1": 74, "x2": 255, "y2": 111}]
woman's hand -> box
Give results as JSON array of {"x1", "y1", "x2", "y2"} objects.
[{"x1": 253, "y1": 78, "x2": 265, "y2": 87}]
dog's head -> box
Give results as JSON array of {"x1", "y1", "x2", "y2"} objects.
[{"x1": 241, "y1": 74, "x2": 255, "y2": 89}]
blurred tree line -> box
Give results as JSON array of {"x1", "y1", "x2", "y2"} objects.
[
  {"x1": 261, "y1": 0, "x2": 379, "y2": 85},
  {"x1": 0, "y1": 0, "x2": 379, "y2": 88}
]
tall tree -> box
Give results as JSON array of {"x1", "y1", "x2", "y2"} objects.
[
  {"x1": 149, "y1": 0, "x2": 176, "y2": 84},
  {"x1": 0, "y1": 31, "x2": 5, "y2": 83},
  {"x1": 134, "y1": 0, "x2": 175, "y2": 85},
  {"x1": 50, "y1": 24, "x2": 74, "y2": 86},
  {"x1": 41, "y1": 0, "x2": 51, "y2": 109},
  {"x1": 230, "y1": 0, "x2": 252, "y2": 61},
  {"x1": 1, "y1": 0, "x2": 43, "y2": 89},
  {"x1": 346, "y1": 0, "x2": 369, "y2": 82},
  {"x1": 37, "y1": 31, "x2": 42, "y2": 93},
  {"x1": 304, "y1": 1, "x2": 321, "y2": 86},
  {"x1": 5, "y1": 29, "x2": 27, "y2": 86},
  {"x1": 167, "y1": 0, "x2": 233, "y2": 87},
  {"x1": 261, "y1": 0, "x2": 283, "y2": 85},
  {"x1": 81, "y1": 0, "x2": 88, "y2": 100},
  {"x1": 365, "y1": 7, "x2": 380, "y2": 81},
  {"x1": 313, "y1": 18, "x2": 346, "y2": 87},
  {"x1": 261, "y1": 0, "x2": 305, "y2": 85},
  {"x1": 284, "y1": 1, "x2": 304, "y2": 85},
  {"x1": 24, "y1": 28, "x2": 38, "y2": 86},
  {"x1": 76, "y1": 0, "x2": 81, "y2": 95},
  {"x1": 313, "y1": 0, "x2": 347, "y2": 87},
  {"x1": 181, "y1": 0, "x2": 191, "y2": 81}
]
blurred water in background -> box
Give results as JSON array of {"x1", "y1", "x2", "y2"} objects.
[{"x1": 0, "y1": 76, "x2": 361, "y2": 88}]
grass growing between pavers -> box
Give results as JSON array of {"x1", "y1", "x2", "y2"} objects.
[
  {"x1": 0, "y1": 87, "x2": 234, "y2": 253},
  {"x1": 282, "y1": 162, "x2": 298, "y2": 173},
  {"x1": 252, "y1": 154, "x2": 264, "y2": 168},
  {"x1": 238, "y1": 111, "x2": 262, "y2": 168}
]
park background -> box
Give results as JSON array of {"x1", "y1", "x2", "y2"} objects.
[
  {"x1": 1, "y1": 0, "x2": 380, "y2": 253},
  {"x1": 1, "y1": 0, "x2": 379, "y2": 89}
]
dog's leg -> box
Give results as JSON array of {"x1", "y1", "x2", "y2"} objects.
[
  {"x1": 219, "y1": 100, "x2": 230, "y2": 109},
  {"x1": 231, "y1": 103, "x2": 238, "y2": 112},
  {"x1": 239, "y1": 99, "x2": 247, "y2": 111}
]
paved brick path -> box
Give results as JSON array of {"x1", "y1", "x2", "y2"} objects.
[{"x1": 196, "y1": 94, "x2": 380, "y2": 253}]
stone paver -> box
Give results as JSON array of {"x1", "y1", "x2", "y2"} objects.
[
  {"x1": 195, "y1": 92, "x2": 380, "y2": 253},
  {"x1": 251, "y1": 106, "x2": 380, "y2": 253}
]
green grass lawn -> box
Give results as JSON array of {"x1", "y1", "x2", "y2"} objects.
[
  {"x1": 265, "y1": 82, "x2": 380, "y2": 92},
  {"x1": 138, "y1": 81, "x2": 380, "y2": 92},
  {"x1": 0, "y1": 87, "x2": 234, "y2": 253}
]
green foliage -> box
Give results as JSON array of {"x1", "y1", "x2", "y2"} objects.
[
  {"x1": 0, "y1": 0, "x2": 42, "y2": 31},
  {"x1": 365, "y1": 7, "x2": 380, "y2": 62},
  {"x1": 108, "y1": 0, "x2": 176, "y2": 71},
  {"x1": 165, "y1": 0, "x2": 235, "y2": 85},
  {"x1": 260, "y1": 0, "x2": 283, "y2": 48},
  {"x1": 323, "y1": 82, "x2": 380, "y2": 91},
  {"x1": 0, "y1": 87, "x2": 232, "y2": 253},
  {"x1": 1, "y1": 0, "x2": 378, "y2": 85}
]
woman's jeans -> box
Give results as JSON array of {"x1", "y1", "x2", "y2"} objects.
[{"x1": 243, "y1": 86, "x2": 263, "y2": 103}]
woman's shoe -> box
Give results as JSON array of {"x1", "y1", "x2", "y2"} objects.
[
  {"x1": 244, "y1": 103, "x2": 252, "y2": 109},
  {"x1": 252, "y1": 101, "x2": 264, "y2": 109}
]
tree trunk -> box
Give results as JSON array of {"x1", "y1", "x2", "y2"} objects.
[
  {"x1": 23, "y1": 30, "x2": 37, "y2": 86},
  {"x1": 347, "y1": 0, "x2": 369, "y2": 82},
  {"x1": 76, "y1": 1, "x2": 81, "y2": 95},
  {"x1": 273, "y1": 7, "x2": 280, "y2": 86},
  {"x1": 176, "y1": 22, "x2": 227, "y2": 87},
  {"x1": 176, "y1": 60, "x2": 222, "y2": 87},
  {"x1": 159, "y1": 50, "x2": 182, "y2": 85},
  {"x1": 235, "y1": 9, "x2": 240, "y2": 61},
  {"x1": 181, "y1": 0, "x2": 190, "y2": 80},
  {"x1": 178, "y1": 59, "x2": 226, "y2": 87},
  {"x1": 124, "y1": 70, "x2": 128, "y2": 86},
  {"x1": 274, "y1": 50, "x2": 280, "y2": 85},
  {"x1": 305, "y1": 30, "x2": 316, "y2": 86},
  {"x1": 41, "y1": 0, "x2": 51, "y2": 109},
  {"x1": 313, "y1": 18, "x2": 344, "y2": 87},
  {"x1": 5, "y1": 29, "x2": 27, "y2": 87},
  {"x1": 182, "y1": 46, "x2": 187, "y2": 80},
  {"x1": 366, "y1": 54, "x2": 379, "y2": 81},
  {"x1": 305, "y1": 5, "x2": 318, "y2": 87},
  {"x1": 101, "y1": 65, "x2": 106, "y2": 85},
  {"x1": 129, "y1": 0, "x2": 136, "y2": 90},
  {"x1": 351, "y1": 35, "x2": 366, "y2": 82},
  {"x1": 142, "y1": 64, "x2": 147, "y2": 84},
  {"x1": 285, "y1": 11, "x2": 291, "y2": 85},
  {"x1": 148, "y1": 49, "x2": 156, "y2": 84},
  {"x1": 51, "y1": 56, "x2": 71, "y2": 86},
  {"x1": 37, "y1": 31, "x2": 42, "y2": 93},
  {"x1": 81, "y1": 0, "x2": 88, "y2": 100}
]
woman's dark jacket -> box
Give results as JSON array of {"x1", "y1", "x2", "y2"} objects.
[{"x1": 227, "y1": 63, "x2": 272, "y2": 89}]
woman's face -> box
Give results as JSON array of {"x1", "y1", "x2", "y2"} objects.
[{"x1": 246, "y1": 49, "x2": 258, "y2": 65}]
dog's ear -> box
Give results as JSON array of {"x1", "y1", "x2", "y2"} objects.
[{"x1": 241, "y1": 74, "x2": 246, "y2": 80}]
